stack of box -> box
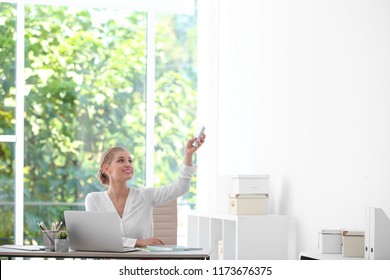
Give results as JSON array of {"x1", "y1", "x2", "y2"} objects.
[
  {"x1": 229, "y1": 175, "x2": 269, "y2": 215},
  {"x1": 318, "y1": 228, "x2": 365, "y2": 257}
]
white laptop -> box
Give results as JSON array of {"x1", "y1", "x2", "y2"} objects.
[{"x1": 64, "y1": 211, "x2": 138, "y2": 253}]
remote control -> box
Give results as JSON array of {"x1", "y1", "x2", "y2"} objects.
[{"x1": 192, "y1": 126, "x2": 206, "y2": 147}]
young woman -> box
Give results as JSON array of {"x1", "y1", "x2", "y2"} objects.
[{"x1": 85, "y1": 134, "x2": 206, "y2": 247}]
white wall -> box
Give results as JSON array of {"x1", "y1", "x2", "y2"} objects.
[{"x1": 197, "y1": 0, "x2": 390, "y2": 258}]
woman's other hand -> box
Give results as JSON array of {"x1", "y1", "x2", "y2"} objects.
[{"x1": 135, "y1": 237, "x2": 165, "y2": 247}]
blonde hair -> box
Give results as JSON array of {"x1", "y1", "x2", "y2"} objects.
[{"x1": 97, "y1": 146, "x2": 131, "y2": 185}]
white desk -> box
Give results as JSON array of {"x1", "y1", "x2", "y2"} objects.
[{"x1": 0, "y1": 247, "x2": 212, "y2": 260}]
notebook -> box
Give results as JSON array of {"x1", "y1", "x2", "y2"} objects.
[
  {"x1": 145, "y1": 245, "x2": 203, "y2": 252},
  {"x1": 64, "y1": 211, "x2": 138, "y2": 253},
  {"x1": 0, "y1": 245, "x2": 44, "y2": 251}
]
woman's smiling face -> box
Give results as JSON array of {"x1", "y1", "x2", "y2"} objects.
[{"x1": 103, "y1": 151, "x2": 134, "y2": 182}]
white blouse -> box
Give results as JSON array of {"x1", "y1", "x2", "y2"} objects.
[{"x1": 85, "y1": 164, "x2": 196, "y2": 247}]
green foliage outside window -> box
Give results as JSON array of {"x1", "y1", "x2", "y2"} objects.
[{"x1": 0, "y1": 3, "x2": 197, "y2": 245}]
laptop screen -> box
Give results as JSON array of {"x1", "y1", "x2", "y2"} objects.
[{"x1": 64, "y1": 211, "x2": 132, "y2": 252}]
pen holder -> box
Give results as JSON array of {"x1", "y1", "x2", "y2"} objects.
[{"x1": 42, "y1": 230, "x2": 58, "y2": 252}]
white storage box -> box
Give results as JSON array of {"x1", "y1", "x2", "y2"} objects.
[
  {"x1": 229, "y1": 194, "x2": 268, "y2": 215},
  {"x1": 232, "y1": 175, "x2": 269, "y2": 194},
  {"x1": 318, "y1": 229, "x2": 342, "y2": 254},
  {"x1": 342, "y1": 230, "x2": 365, "y2": 257}
]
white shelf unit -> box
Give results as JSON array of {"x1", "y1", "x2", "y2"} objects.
[
  {"x1": 188, "y1": 213, "x2": 288, "y2": 260},
  {"x1": 365, "y1": 207, "x2": 390, "y2": 260}
]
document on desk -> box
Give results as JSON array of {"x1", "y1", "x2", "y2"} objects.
[
  {"x1": 144, "y1": 245, "x2": 203, "y2": 252},
  {"x1": 1, "y1": 245, "x2": 45, "y2": 251}
]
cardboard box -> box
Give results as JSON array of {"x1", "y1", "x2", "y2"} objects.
[
  {"x1": 232, "y1": 175, "x2": 269, "y2": 194},
  {"x1": 229, "y1": 194, "x2": 268, "y2": 215},
  {"x1": 318, "y1": 229, "x2": 342, "y2": 254},
  {"x1": 342, "y1": 230, "x2": 365, "y2": 257}
]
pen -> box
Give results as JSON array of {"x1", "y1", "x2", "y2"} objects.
[
  {"x1": 56, "y1": 221, "x2": 63, "y2": 231},
  {"x1": 37, "y1": 222, "x2": 45, "y2": 231},
  {"x1": 39, "y1": 221, "x2": 48, "y2": 231}
]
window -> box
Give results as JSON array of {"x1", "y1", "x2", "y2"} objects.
[
  {"x1": 0, "y1": 0, "x2": 196, "y2": 246},
  {"x1": 154, "y1": 13, "x2": 197, "y2": 243}
]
